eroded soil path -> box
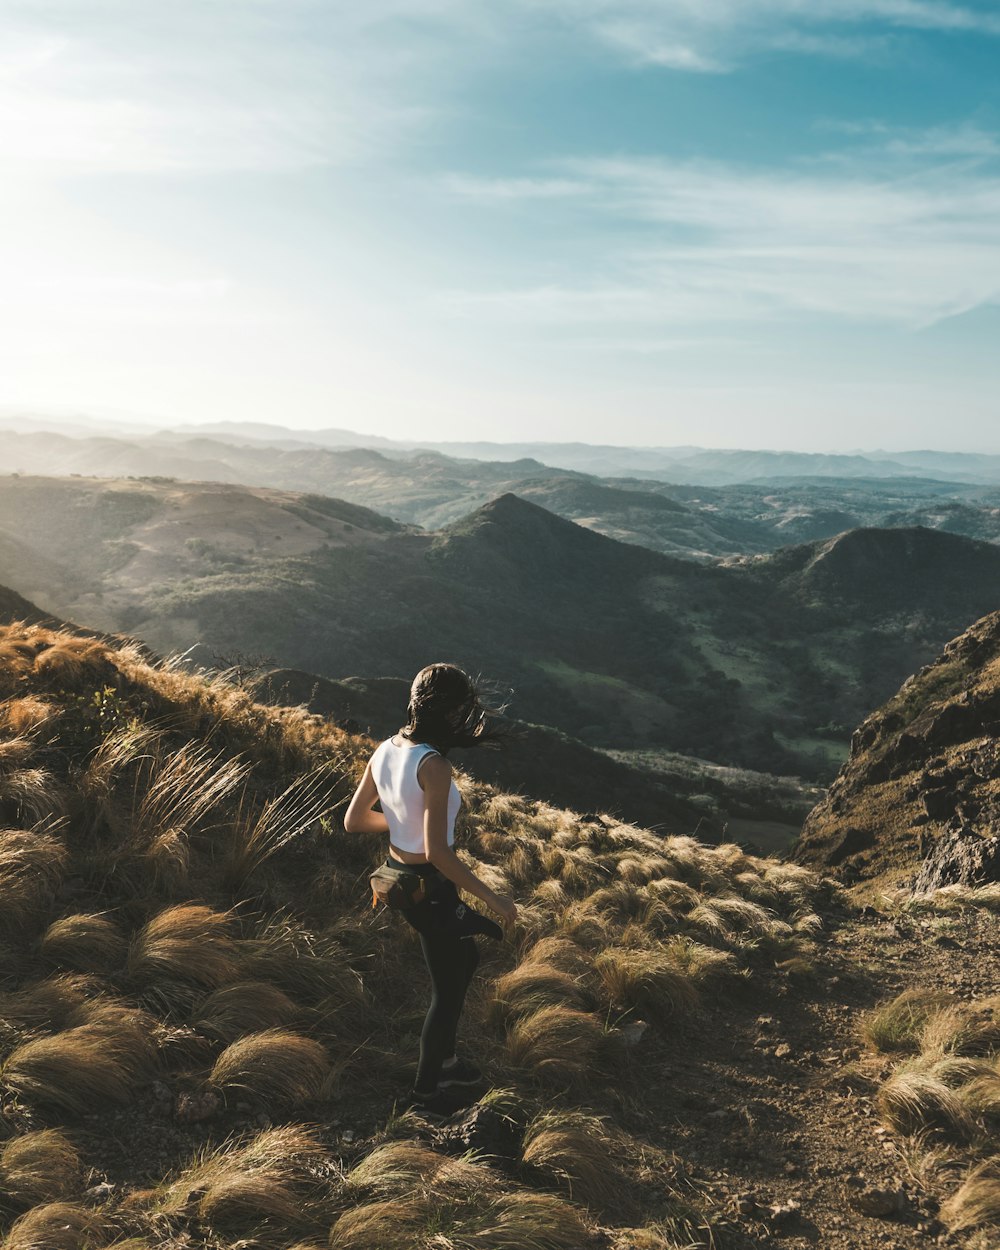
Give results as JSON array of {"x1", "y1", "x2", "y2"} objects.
[{"x1": 630, "y1": 897, "x2": 1000, "y2": 1249}]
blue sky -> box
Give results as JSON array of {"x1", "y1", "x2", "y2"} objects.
[{"x1": 1, "y1": 1, "x2": 998, "y2": 449}]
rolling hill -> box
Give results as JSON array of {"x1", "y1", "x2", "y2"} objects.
[
  {"x1": 3, "y1": 476, "x2": 1000, "y2": 779},
  {"x1": 7, "y1": 425, "x2": 1000, "y2": 563}
]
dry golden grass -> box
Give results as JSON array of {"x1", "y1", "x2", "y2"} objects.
[
  {"x1": 126, "y1": 743, "x2": 250, "y2": 887},
  {"x1": 505, "y1": 1005, "x2": 607, "y2": 1086},
  {"x1": 327, "y1": 1196, "x2": 431, "y2": 1250},
  {"x1": 0, "y1": 1003, "x2": 159, "y2": 1115},
  {"x1": 0, "y1": 827, "x2": 68, "y2": 934},
  {"x1": 3, "y1": 1201, "x2": 106, "y2": 1250},
  {"x1": 242, "y1": 915, "x2": 367, "y2": 1013},
  {"x1": 208, "y1": 1028, "x2": 331, "y2": 1107},
  {"x1": 0, "y1": 972, "x2": 102, "y2": 1033},
  {"x1": 193, "y1": 979, "x2": 300, "y2": 1043},
  {"x1": 862, "y1": 988, "x2": 953, "y2": 1054},
  {"x1": 40, "y1": 912, "x2": 127, "y2": 974},
  {"x1": 0, "y1": 617, "x2": 833, "y2": 1250},
  {"x1": 453, "y1": 1189, "x2": 594, "y2": 1249},
  {"x1": 490, "y1": 961, "x2": 590, "y2": 1027},
  {"x1": 594, "y1": 944, "x2": 700, "y2": 1023},
  {"x1": 344, "y1": 1141, "x2": 493, "y2": 1199},
  {"x1": 157, "y1": 1125, "x2": 334, "y2": 1241},
  {"x1": 920, "y1": 997, "x2": 1000, "y2": 1058},
  {"x1": 32, "y1": 636, "x2": 121, "y2": 692},
  {"x1": 940, "y1": 1157, "x2": 1000, "y2": 1232},
  {"x1": 877, "y1": 1065, "x2": 977, "y2": 1139},
  {"x1": 521, "y1": 1109, "x2": 621, "y2": 1211},
  {"x1": 125, "y1": 903, "x2": 240, "y2": 1009},
  {"x1": 0, "y1": 695, "x2": 56, "y2": 735},
  {"x1": 224, "y1": 762, "x2": 341, "y2": 885},
  {"x1": 0, "y1": 1129, "x2": 82, "y2": 1208}
]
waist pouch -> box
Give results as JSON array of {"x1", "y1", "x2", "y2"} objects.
[{"x1": 370, "y1": 858, "x2": 443, "y2": 910}]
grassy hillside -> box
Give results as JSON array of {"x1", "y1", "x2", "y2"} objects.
[
  {"x1": 6, "y1": 615, "x2": 1000, "y2": 1247},
  {"x1": 4, "y1": 477, "x2": 1000, "y2": 779},
  {"x1": 0, "y1": 613, "x2": 844, "y2": 1249}
]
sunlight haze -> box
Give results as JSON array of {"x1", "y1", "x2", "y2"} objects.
[{"x1": 1, "y1": 1, "x2": 998, "y2": 449}]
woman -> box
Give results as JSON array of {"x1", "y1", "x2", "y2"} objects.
[{"x1": 344, "y1": 662, "x2": 518, "y2": 1116}]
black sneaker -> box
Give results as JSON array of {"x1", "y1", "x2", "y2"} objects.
[
  {"x1": 402, "y1": 1086, "x2": 464, "y2": 1121},
  {"x1": 438, "y1": 1057, "x2": 484, "y2": 1088}
]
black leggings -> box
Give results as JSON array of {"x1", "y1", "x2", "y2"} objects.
[{"x1": 397, "y1": 864, "x2": 480, "y2": 1094}]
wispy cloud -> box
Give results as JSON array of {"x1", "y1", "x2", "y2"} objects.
[
  {"x1": 550, "y1": 0, "x2": 1000, "y2": 70},
  {"x1": 441, "y1": 138, "x2": 1000, "y2": 328}
]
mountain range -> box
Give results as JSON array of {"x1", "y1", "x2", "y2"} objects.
[{"x1": 4, "y1": 473, "x2": 1000, "y2": 781}]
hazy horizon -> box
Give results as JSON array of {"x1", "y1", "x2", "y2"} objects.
[{"x1": 2, "y1": 3, "x2": 998, "y2": 450}]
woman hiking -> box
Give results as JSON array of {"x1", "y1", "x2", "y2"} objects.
[{"x1": 344, "y1": 662, "x2": 518, "y2": 1117}]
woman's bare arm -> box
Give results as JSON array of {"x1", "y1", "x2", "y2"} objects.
[
  {"x1": 420, "y1": 754, "x2": 517, "y2": 927},
  {"x1": 343, "y1": 762, "x2": 390, "y2": 835}
]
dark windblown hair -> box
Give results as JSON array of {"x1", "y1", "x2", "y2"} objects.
[{"x1": 400, "y1": 662, "x2": 505, "y2": 755}]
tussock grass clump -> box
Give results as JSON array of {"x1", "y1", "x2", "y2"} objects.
[
  {"x1": 506, "y1": 1006, "x2": 607, "y2": 1086},
  {"x1": 158, "y1": 1125, "x2": 334, "y2": 1238},
  {"x1": 32, "y1": 636, "x2": 121, "y2": 691},
  {"x1": 456, "y1": 1189, "x2": 594, "y2": 1250},
  {"x1": 241, "y1": 915, "x2": 366, "y2": 1008},
  {"x1": 3, "y1": 1201, "x2": 105, "y2": 1250},
  {"x1": 124, "y1": 743, "x2": 250, "y2": 887},
  {"x1": 521, "y1": 1109, "x2": 621, "y2": 1211},
  {"x1": 40, "y1": 912, "x2": 127, "y2": 974},
  {"x1": 126, "y1": 904, "x2": 240, "y2": 1010},
  {"x1": 328, "y1": 1196, "x2": 431, "y2": 1250},
  {"x1": 862, "y1": 988, "x2": 953, "y2": 1054},
  {"x1": 224, "y1": 762, "x2": 341, "y2": 885},
  {"x1": 0, "y1": 827, "x2": 68, "y2": 934},
  {"x1": 344, "y1": 1140, "x2": 493, "y2": 1199},
  {"x1": 491, "y1": 962, "x2": 590, "y2": 1027},
  {"x1": 208, "y1": 1028, "x2": 331, "y2": 1107},
  {"x1": 594, "y1": 945, "x2": 700, "y2": 1024},
  {"x1": 0, "y1": 973, "x2": 103, "y2": 1033},
  {"x1": 0, "y1": 1129, "x2": 82, "y2": 1208},
  {"x1": 877, "y1": 1065, "x2": 977, "y2": 1140},
  {"x1": 1, "y1": 1004, "x2": 159, "y2": 1115},
  {"x1": 1, "y1": 695, "x2": 56, "y2": 735},
  {"x1": 920, "y1": 998, "x2": 1000, "y2": 1058},
  {"x1": 940, "y1": 1157, "x2": 1000, "y2": 1233},
  {"x1": 960, "y1": 1070, "x2": 1000, "y2": 1120},
  {"x1": 193, "y1": 980, "x2": 300, "y2": 1043}
]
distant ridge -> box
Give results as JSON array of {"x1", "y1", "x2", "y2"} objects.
[{"x1": 794, "y1": 609, "x2": 1000, "y2": 884}]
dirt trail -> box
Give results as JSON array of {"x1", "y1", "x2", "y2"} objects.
[{"x1": 636, "y1": 897, "x2": 1000, "y2": 1248}]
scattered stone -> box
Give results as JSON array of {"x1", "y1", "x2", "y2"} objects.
[
  {"x1": 735, "y1": 1193, "x2": 758, "y2": 1216},
  {"x1": 174, "y1": 1089, "x2": 222, "y2": 1123},
  {"x1": 774, "y1": 1043, "x2": 792, "y2": 1059},
  {"x1": 619, "y1": 1019, "x2": 649, "y2": 1047},
  {"x1": 434, "y1": 1102, "x2": 523, "y2": 1162},
  {"x1": 848, "y1": 1187, "x2": 903, "y2": 1218},
  {"x1": 84, "y1": 1182, "x2": 114, "y2": 1203},
  {"x1": 769, "y1": 1199, "x2": 801, "y2": 1224},
  {"x1": 341, "y1": 1129, "x2": 355, "y2": 1143}
]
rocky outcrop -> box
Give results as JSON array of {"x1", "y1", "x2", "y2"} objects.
[{"x1": 793, "y1": 610, "x2": 1000, "y2": 884}]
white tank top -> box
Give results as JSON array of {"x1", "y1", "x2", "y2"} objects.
[{"x1": 369, "y1": 737, "x2": 461, "y2": 855}]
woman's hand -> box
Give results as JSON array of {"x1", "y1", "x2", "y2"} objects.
[{"x1": 489, "y1": 893, "x2": 518, "y2": 934}]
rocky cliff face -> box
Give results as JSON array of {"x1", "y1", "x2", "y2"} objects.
[{"x1": 793, "y1": 610, "x2": 1000, "y2": 885}]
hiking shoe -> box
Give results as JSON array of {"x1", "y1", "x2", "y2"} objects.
[
  {"x1": 402, "y1": 1086, "x2": 465, "y2": 1121},
  {"x1": 438, "y1": 1057, "x2": 484, "y2": 1088}
]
